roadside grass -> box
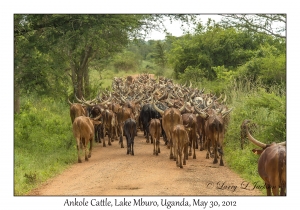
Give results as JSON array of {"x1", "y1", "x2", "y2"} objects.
[{"x1": 14, "y1": 95, "x2": 76, "y2": 195}]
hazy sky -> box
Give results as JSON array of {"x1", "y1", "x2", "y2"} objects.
[{"x1": 145, "y1": 15, "x2": 222, "y2": 40}]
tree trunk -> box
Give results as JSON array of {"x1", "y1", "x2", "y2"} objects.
[
  {"x1": 70, "y1": 46, "x2": 93, "y2": 99},
  {"x1": 83, "y1": 64, "x2": 90, "y2": 98}
]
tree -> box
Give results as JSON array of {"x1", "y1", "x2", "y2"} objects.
[
  {"x1": 14, "y1": 14, "x2": 196, "y2": 113},
  {"x1": 220, "y1": 14, "x2": 286, "y2": 39},
  {"x1": 153, "y1": 41, "x2": 167, "y2": 69}
]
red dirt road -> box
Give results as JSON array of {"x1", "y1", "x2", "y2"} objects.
[{"x1": 27, "y1": 131, "x2": 262, "y2": 196}]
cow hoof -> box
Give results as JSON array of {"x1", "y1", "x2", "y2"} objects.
[
  {"x1": 180, "y1": 165, "x2": 183, "y2": 168},
  {"x1": 213, "y1": 159, "x2": 218, "y2": 164},
  {"x1": 169, "y1": 155, "x2": 173, "y2": 159},
  {"x1": 78, "y1": 159, "x2": 82, "y2": 163},
  {"x1": 220, "y1": 160, "x2": 224, "y2": 166},
  {"x1": 193, "y1": 156, "x2": 196, "y2": 159}
]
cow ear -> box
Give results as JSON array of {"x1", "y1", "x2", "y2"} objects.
[{"x1": 252, "y1": 149, "x2": 262, "y2": 155}]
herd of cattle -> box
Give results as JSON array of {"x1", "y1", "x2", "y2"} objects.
[{"x1": 68, "y1": 73, "x2": 286, "y2": 196}]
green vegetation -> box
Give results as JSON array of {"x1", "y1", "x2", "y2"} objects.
[
  {"x1": 14, "y1": 14, "x2": 286, "y2": 195},
  {"x1": 14, "y1": 95, "x2": 76, "y2": 195}
]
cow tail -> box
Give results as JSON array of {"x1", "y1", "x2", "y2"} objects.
[
  {"x1": 278, "y1": 147, "x2": 286, "y2": 191},
  {"x1": 75, "y1": 120, "x2": 83, "y2": 149},
  {"x1": 216, "y1": 120, "x2": 223, "y2": 155}
]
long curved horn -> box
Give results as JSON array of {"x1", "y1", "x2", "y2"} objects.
[
  {"x1": 194, "y1": 105, "x2": 209, "y2": 119},
  {"x1": 189, "y1": 81, "x2": 192, "y2": 88},
  {"x1": 134, "y1": 94, "x2": 144, "y2": 104},
  {"x1": 277, "y1": 141, "x2": 286, "y2": 146},
  {"x1": 92, "y1": 114, "x2": 102, "y2": 121},
  {"x1": 179, "y1": 101, "x2": 186, "y2": 114},
  {"x1": 151, "y1": 97, "x2": 164, "y2": 116},
  {"x1": 68, "y1": 98, "x2": 73, "y2": 105},
  {"x1": 243, "y1": 120, "x2": 266, "y2": 148},
  {"x1": 99, "y1": 93, "x2": 112, "y2": 105},
  {"x1": 75, "y1": 95, "x2": 83, "y2": 103},
  {"x1": 222, "y1": 108, "x2": 233, "y2": 118},
  {"x1": 75, "y1": 95, "x2": 93, "y2": 106},
  {"x1": 222, "y1": 94, "x2": 227, "y2": 104},
  {"x1": 216, "y1": 94, "x2": 223, "y2": 101}
]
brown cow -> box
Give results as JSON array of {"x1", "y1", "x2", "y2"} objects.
[
  {"x1": 182, "y1": 113, "x2": 197, "y2": 159},
  {"x1": 194, "y1": 106, "x2": 209, "y2": 151},
  {"x1": 116, "y1": 106, "x2": 133, "y2": 148},
  {"x1": 152, "y1": 98, "x2": 185, "y2": 160},
  {"x1": 243, "y1": 119, "x2": 286, "y2": 196},
  {"x1": 72, "y1": 116, "x2": 101, "y2": 163},
  {"x1": 102, "y1": 109, "x2": 117, "y2": 147},
  {"x1": 205, "y1": 108, "x2": 225, "y2": 166},
  {"x1": 68, "y1": 99, "x2": 86, "y2": 124},
  {"x1": 149, "y1": 118, "x2": 161, "y2": 156},
  {"x1": 172, "y1": 124, "x2": 189, "y2": 168}
]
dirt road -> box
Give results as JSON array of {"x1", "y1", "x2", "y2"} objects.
[{"x1": 27, "y1": 131, "x2": 262, "y2": 196}]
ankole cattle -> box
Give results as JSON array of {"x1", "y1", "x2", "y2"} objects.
[
  {"x1": 149, "y1": 118, "x2": 162, "y2": 156},
  {"x1": 171, "y1": 124, "x2": 189, "y2": 168},
  {"x1": 72, "y1": 116, "x2": 101, "y2": 163},
  {"x1": 182, "y1": 113, "x2": 197, "y2": 159},
  {"x1": 68, "y1": 99, "x2": 87, "y2": 124},
  {"x1": 152, "y1": 98, "x2": 185, "y2": 160},
  {"x1": 204, "y1": 108, "x2": 232, "y2": 166},
  {"x1": 123, "y1": 118, "x2": 137, "y2": 155},
  {"x1": 243, "y1": 119, "x2": 286, "y2": 196}
]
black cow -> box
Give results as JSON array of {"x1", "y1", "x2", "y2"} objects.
[
  {"x1": 139, "y1": 103, "x2": 168, "y2": 144},
  {"x1": 123, "y1": 118, "x2": 137, "y2": 155},
  {"x1": 89, "y1": 105, "x2": 104, "y2": 143}
]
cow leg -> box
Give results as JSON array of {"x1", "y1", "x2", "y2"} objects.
[
  {"x1": 219, "y1": 155, "x2": 224, "y2": 166},
  {"x1": 183, "y1": 144, "x2": 188, "y2": 165},
  {"x1": 146, "y1": 132, "x2": 150, "y2": 143},
  {"x1": 193, "y1": 136, "x2": 196, "y2": 159},
  {"x1": 280, "y1": 184, "x2": 286, "y2": 196},
  {"x1": 213, "y1": 144, "x2": 218, "y2": 164},
  {"x1": 157, "y1": 136, "x2": 160, "y2": 154},
  {"x1": 170, "y1": 144, "x2": 175, "y2": 160},
  {"x1": 94, "y1": 126, "x2": 98, "y2": 143},
  {"x1": 179, "y1": 148, "x2": 183, "y2": 168},
  {"x1": 102, "y1": 125, "x2": 107, "y2": 147},
  {"x1": 200, "y1": 134, "x2": 206, "y2": 151},
  {"x1": 77, "y1": 144, "x2": 82, "y2": 163},
  {"x1": 131, "y1": 139, "x2": 134, "y2": 156},
  {"x1": 108, "y1": 127, "x2": 112, "y2": 146},
  {"x1": 88, "y1": 138, "x2": 92, "y2": 158},
  {"x1": 126, "y1": 136, "x2": 130, "y2": 155},
  {"x1": 153, "y1": 137, "x2": 156, "y2": 155},
  {"x1": 176, "y1": 148, "x2": 179, "y2": 167},
  {"x1": 84, "y1": 145, "x2": 89, "y2": 161},
  {"x1": 119, "y1": 125, "x2": 124, "y2": 148},
  {"x1": 206, "y1": 138, "x2": 210, "y2": 159},
  {"x1": 219, "y1": 146, "x2": 224, "y2": 166},
  {"x1": 265, "y1": 183, "x2": 272, "y2": 196}
]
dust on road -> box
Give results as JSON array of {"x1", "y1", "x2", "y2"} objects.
[{"x1": 27, "y1": 131, "x2": 262, "y2": 196}]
